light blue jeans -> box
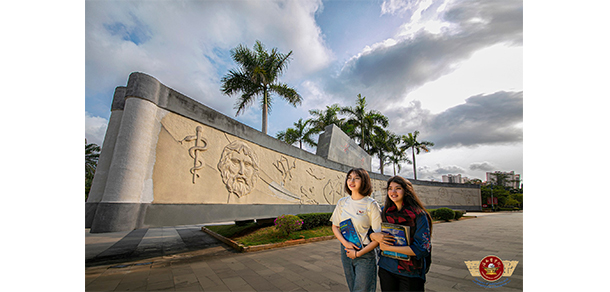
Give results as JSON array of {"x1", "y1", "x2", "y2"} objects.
[{"x1": 340, "y1": 244, "x2": 377, "y2": 292}]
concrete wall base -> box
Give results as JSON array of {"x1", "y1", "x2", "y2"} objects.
[
  {"x1": 89, "y1": 202, "x2": 149, "y2": 233},
  {"x1": 143, "y1": 204, "x2": 336, "y2": 227}
]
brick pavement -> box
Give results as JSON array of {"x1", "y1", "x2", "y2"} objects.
[{"x1": 85, "y1": 211, "x2": 523, "y2": 291}]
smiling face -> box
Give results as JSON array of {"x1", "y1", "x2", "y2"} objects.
[
  {"x1": 346, "y1": 172, "x2": 362, "y2": 194},
  {"x1": 387, "y1": 181, "x2": 405, "y2": 205},
  {"x1": 344, "y1": 168, "x2": 372, "y2": 197}
]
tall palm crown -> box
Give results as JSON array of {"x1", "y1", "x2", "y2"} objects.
[
  {"x1": 308, "y1": 104, "x2": 347, "y2": 134},
  {"x1": 369, "y1": 129, "x2": 396, "y2": 175},
  {"x1": 341, "y1": 94, "x2": 389, "y2": 152},
  {"x1": 221, "y1": 40, "x2": 302, "y2": 134},
  {"x1": 401, "y1": 131, "x2": 434, "y2": 180},
  {"x1": 276, "y1": 118, "x2": 316, "y2": 149}
]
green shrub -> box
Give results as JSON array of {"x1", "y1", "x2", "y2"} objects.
[
  {"x1": 434, "y1": 208, "x2": 455, "y2": 222},
  {"x1": 274, "y1": 214, "x2": 303, "y2": 236},
  {"x1": 297, "y1": 213, "x2": 332, "y2": 230},
  {"x1": 454, "y1": 210, "x2": 464, "y2": 220},
  {"x1": 427, "y1": 209, "x2": 437, "y2": 219}
]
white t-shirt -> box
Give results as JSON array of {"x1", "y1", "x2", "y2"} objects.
[{"x1": 331, "y1": 196, "x2": 382, "y2": 245}]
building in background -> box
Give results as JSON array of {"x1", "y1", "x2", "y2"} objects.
[
  {"x1": 443, "y1": 174, "x2": 466, "y2": 184},
  {"x1": 486, "y1": 171, "x2": 521, "y2": 189}
]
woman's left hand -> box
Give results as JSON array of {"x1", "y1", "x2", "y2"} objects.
[{"x1": 378, "y1": 242, "x2": 391, "y2": 251}]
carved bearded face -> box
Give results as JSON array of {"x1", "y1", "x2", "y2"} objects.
[{"x1": 218, "y1": 141, "x2": 259, "y2": 198}]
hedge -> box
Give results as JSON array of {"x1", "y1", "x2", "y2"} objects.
[
  {"x1": 428, "y1": 208, "x2": 464, "y2": 222},
  {"x1": 296, "y1": 213, "x2": 333, "y2": 230},
  {"x1": 433, "y1": 208, "x2": 455, "y2": 221}
]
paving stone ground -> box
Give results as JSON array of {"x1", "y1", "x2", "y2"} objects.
[{"x1": 85, "y1": 211, "x2": 523, "y2": 291}]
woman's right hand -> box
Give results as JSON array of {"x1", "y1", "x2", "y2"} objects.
[{"x1": 343, "y1": 241, "x2": 360, "y2": 250}]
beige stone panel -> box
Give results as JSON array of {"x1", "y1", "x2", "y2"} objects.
[
  {"x1": 152, "y1": 115, "x2": 228, "y2": 204},
  {"x1": 152, "y1": 112, "x2": 360, "y2": 205},
  {"x1": 414, "y1": 184, "x2": 481, "y2": 207},
  {"x1": 151, "y1": 112, "x2": 480, "y2": 208}
]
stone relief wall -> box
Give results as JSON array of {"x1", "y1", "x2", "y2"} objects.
[
  {"x1": 153, "y1": 112, "x2": 353, "y2": 205},
  {"x1": 415, "y1": 184, "x2": 482, "y2": 208},
  {"x1": 153, "y1": 113, "x2": 480, "y2": 209},
  {"x1": 86, "y1": 72, "x2": 480, "y2": 233}
]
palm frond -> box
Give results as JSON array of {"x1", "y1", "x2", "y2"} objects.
[{"x1": 269, "y1": 83, "x2": 302, "y2": 107}]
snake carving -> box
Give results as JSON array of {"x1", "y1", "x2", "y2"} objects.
[{"x1": 180, "y1": 126, "x2": 208, "y2": 184}]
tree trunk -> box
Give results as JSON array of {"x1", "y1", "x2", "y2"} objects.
[
  {"x1": 412, "y1": 147, "x2": 417, "y2": 180},
  {"x1": 262, "y1": 90, "x2": 268, "y2": 134},
  {"x1": 379, "y1": 156, "x2": 384, "y2": 175}
]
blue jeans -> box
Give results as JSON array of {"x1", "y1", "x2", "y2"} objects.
[{"x1": 340, "y1": 244, "x2": 377, "y2": 292}]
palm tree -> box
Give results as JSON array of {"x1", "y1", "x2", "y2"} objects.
[
  {"x1": 308, "y1": 104, "x2": 348, "y2": 134},
  {"x1": 85, "y1": 139, "x2": 101, "y2": 201},
  {"x1": 276, "y1": 118, "x2": 317, "y2": 149},
  {"x1": 400, "y1": 131, "x2": 434, "y2": 180},
  {"x1": 85, "y1": 139, "x2": 100, "y2": 179},
  {"x1": 221, "y1": 40, "x2": 302, "y2": 134},
  {"x1": 340, "y1": 94, "x2": 388, "y2": 152},
  {"x1": 369, "y1": 129, "x2": 397, "y2": 175},
  {"x1": 387, "y1": 135, "x2": 411, "y2": 176}
]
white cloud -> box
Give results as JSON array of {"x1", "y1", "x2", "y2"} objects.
[
  {"x1": 86, "y1": 0, "x2": 333, "y2": 120},
  {"x1": 470, "y1": 161, "x2": 495, "y2": 171},
  {"x1": 85, "y1": 112, "x2": 108, "y2": 146},
  {"x1": 408, "y1": 44, "x2": 523, "y2": 113}
]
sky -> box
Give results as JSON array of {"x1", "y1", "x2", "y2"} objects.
[{"x1": 85, "y1": 0, "x2": 523, "y2": 183}]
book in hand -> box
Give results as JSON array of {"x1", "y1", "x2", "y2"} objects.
[
  {"x1": 340, "y1": 218, "x2": 363, "y2": 249},
  {"x1": 380, "y1": 222, "x2": 411, "y2": 261}
]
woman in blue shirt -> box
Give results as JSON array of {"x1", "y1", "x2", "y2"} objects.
[{"x1": 370, "y1": 176, "x2": 432, "y2": 291}]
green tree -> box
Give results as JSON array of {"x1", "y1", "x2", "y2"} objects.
[
  {"x1": 400, "y1": 131, "x2": 434, "y2": 180},
  {"x1": 276, "y1": 118, "x2": 317, "y2": 149},
  {"x1": 387, "y1": 138, "x2": 411, "y2": 176},
  {"x1": 465, "y1": 178, "x2": 483, "y2": 185},
  {"x1": 488, "y1": 171, "x2": 511, "y2": 188},
  {"x1": 85, "y1": 139, "x2": 101, "y2": 201},
  {"x1": 481, "y1": 184, "x2": 511, "y2": 209},
  {"x1": 370, "y1": 129, "x2": 400, "y2": 175},
  {"x1": 341, "y1": 94, "x2": 388, "y2": 152},
  {"x1": 308, "y1": 104, "x2": 347, "y2": 134},
  {"x1": 221, "y1": 40, "x2": 302, "y2": 134}
]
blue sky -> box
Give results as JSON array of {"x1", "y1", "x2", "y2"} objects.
[{"x1": 85, "y1": 0, "x2": 524, "y2": 182}]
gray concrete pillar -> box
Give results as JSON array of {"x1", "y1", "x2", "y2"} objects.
[
  {"x1": 90, "y1": 95, "x2": 166, "y2": 233},
  {"x1": 85, "y1": 87, "x2": 126, "y2": 228}
]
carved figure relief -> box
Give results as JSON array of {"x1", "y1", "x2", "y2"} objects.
[
  {"x1": 179, "y1": 126, "x2": 208, "y2": 184},
  {"x1": 306, "y1": 168, "x2": 326, "y2": 180},
  {"x1": 323, "y1": 176, "x2": 344, "y2": 204},
  {"x1": 273, "y1": 156, "x2": 296, "y2": 186},
  {"x1": 300, "y1": 186, "x2": 319, "y2": 205},
  {"x1": 217, "y1": 140, "x2": 259, "y2": 199}
]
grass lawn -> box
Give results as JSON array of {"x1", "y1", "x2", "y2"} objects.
[{"x1": 206, "y1": 224, "x2": 334, "y2": 247}]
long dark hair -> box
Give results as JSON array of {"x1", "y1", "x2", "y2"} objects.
[
  {"x1": 382, "y1": 176, "x2": 433, "y2": 234},
  {"x1": 344, "y1": 168, "x2": 372, "y2": 196}
]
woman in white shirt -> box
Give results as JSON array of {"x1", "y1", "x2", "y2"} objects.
[{"x1": 331, "y1": 168, "x2": 383, "y2": 292}]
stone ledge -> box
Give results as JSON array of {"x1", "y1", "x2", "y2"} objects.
[{"x1": 201, "y1": 226, "x2": 335, "y2": 253}]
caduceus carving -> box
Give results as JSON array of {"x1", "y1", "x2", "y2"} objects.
[{"x1": 180, "y1": 126, "x2": 208, "y2": 184}]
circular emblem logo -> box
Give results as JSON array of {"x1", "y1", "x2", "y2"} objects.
[{"x1": 478, "y1": 255, "x2": 504, "y2": 282}]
